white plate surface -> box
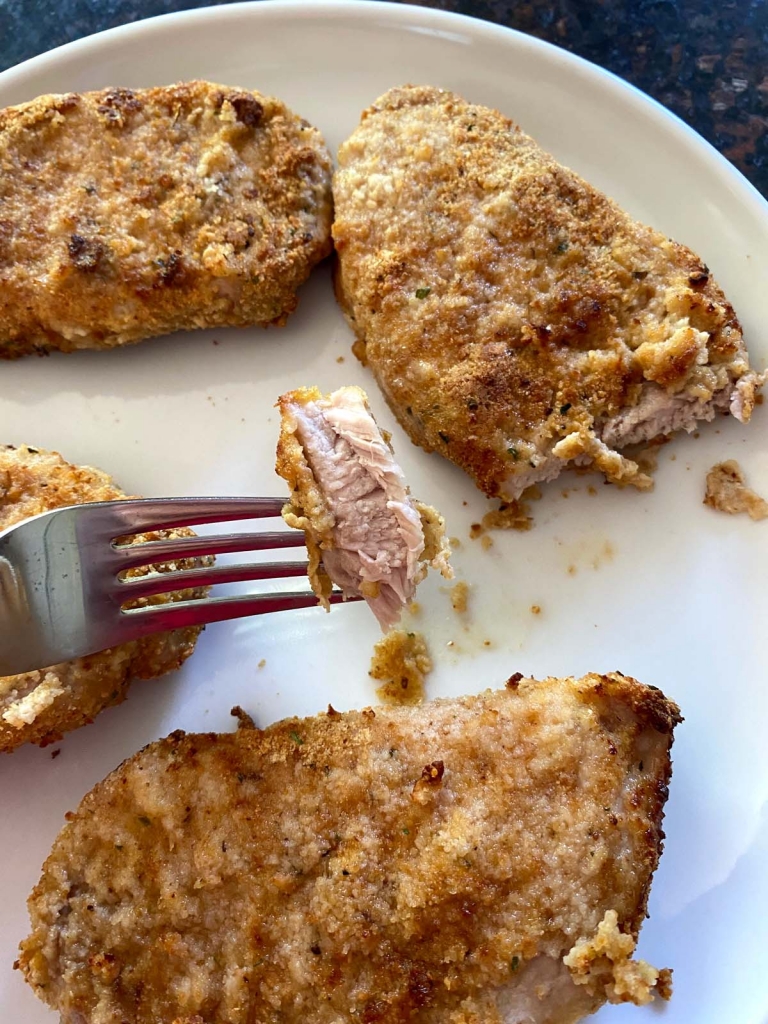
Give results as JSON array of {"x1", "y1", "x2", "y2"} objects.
[{"x1": 0, "y1": 3, "x2": 767, "y2": 1021}]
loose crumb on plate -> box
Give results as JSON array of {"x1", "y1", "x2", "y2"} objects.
[
  {"x1": 530, "y1": 605, "x2": 542, "y2": 615},
  {"x1": 481, "y1": 499, "x2": 533, "y2": 532},
  {"x1": 704, "y1": 459, "x2": 768, "y2": 521},
  {"x1": 369, "y1": 629, "x2": 432, "y2": 705},
  {"x1": 257, "y1": 659, "x2": 266, "y2": 669},
  {"x1": 469, "y1": 486, "x2": 542, "y2": 542},
  {"x1": 449, "y1": 581, "x2": 470, "y2": 614},
  {"x1": 480, "y1": 534, "x2": 493, "y2": 551}
]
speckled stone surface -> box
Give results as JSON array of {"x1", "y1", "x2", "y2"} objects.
[{"x1": 0, "y1": 0, "x2": 765, "y2": 195}]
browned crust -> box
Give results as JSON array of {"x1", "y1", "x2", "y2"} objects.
[
  {"x1": 20, "y1": 672, "x2": 679, "y2": 1023},
  {"x1": 333, "y1": 85, "x2": 757, "y2": 498},
  {"x1": 0, "y1": 81, "x2": 333, "y2": 356},
  {"x1": 274, "y1": 385, "x2": 335, "y2": 544},
  {"x1": 274, "y1": 386, "x2": 335, "y2": 606},
  {"x1": 0, "y1": 444, "x2": 208, "y2": 751},
  {"x1": 578, "y1": 671, "x2": 682, "y2": 736},
  {"x1": 573, "y1": 672, "x2": 681, "y2": 939}
]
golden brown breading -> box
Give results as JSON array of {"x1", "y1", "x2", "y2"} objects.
[
  {"x1": 276, "y1": 387, "x2": 338, "y2": 608},
  {"x1": 333, "y1": 86, "x2": 762, "y2": 501},
  {"x1": 0, "y1": 81, "x2": 332, "y2": 357},
  {"x1": 0, "y1": 444, "x2": 208, "y2": 751},
  {"x1": 19, "y1": 673, "x2": 680, "y2": 1023}
]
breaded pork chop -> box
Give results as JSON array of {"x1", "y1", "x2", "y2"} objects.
[
  {"x1": 0, "y1": 81, "x2": 332, "y2": 357},
  {"x1": 0, "y1": 445, "x2": 209, "y2": 752},
  {"x1": 333, "y1": 86, "x2": 763, "y2": 501},
  {"x1": 276, "y1": 385, "x2": 452, "y2": 628},
  {"x1": 19, "y1": 673, "x2": 679, "y2": 1024}
]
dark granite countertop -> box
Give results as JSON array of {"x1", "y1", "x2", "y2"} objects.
[{"x1": 1, "y1": 0, "x2": 766, "y2": 195}]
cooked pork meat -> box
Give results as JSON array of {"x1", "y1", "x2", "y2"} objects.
[
  {"x1": 0, "y1": 81, "x2": 332, "y2": 357},
  {"x1": 276, "y1": 385, "x2": 451, "y2": 628},
  {"x1": 333, "y1": 85, "x2": 763, "y2": 500},
  {"x1": 0, "y1": 444, "x2": 208, "y2": 752},
  {"x1": 18, "y1": 672, "x2": 679, "y2": 1024}
]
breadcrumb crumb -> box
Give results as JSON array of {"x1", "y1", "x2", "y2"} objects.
[
  {"x1": 704, "y1": 459, "x2": 768, "y2": 520},
  {"x1": 369, "y1": 629, "x2": 432, "y2": 705},
  {"x1": 470, "y1": 488, "x2": 541, "y2": 538},
  {"x1": 481, "y1": 499, "x2": 533, "y2": 532},
  {"x1": 450, "y1": 581, "x2": 470, "y2": 614}
]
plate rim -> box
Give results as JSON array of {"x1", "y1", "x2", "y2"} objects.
[{"x1": 0, "y1": 0, "x2": 766, "y2": 226}]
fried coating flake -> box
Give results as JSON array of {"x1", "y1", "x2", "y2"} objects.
[
  {"x1": 0, "y1": 445, "x2": 208, "y2": 751},
  {"x1": 0, "y1": 81, "x2": 332, "y2": 356},
  {"x1": 19, "y1": 672, "x2": 679, "y2": 1023},
  {"x1": 703, "y1": 459, "x2": 768, "y2": 520},
  {"x1": 333, "y1": 86, "x2": 762, "y2": 500},
  {"x1": 369, "y1": 628, "x2": 432, "y2": 704}
]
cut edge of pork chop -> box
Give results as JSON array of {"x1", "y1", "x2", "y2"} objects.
[
  {"x1": 18, "y1": 672, "x2": 681, "y2": 1024},
  {"x1": 276, "y1": 385, "x2": 452, "y2": 628},
  {"x1": 338, "y1": 269, "x2": 764, "y2": 504}
]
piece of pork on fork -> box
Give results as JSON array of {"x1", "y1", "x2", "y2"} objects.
[{"x1": 277, "y1": 386, "x2": 452, "y2": 629}]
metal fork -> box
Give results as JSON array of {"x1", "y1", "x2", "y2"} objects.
[{"x1": 0, "y1": 497, "x2": 354, "y2": 676}]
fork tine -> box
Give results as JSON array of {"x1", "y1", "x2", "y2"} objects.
[
  {"x1": 117, "y1": 561, "x2": 311, "y2": 601},
  {"x1": 120, "y1": 589, "x2": 357, "y2": 636},
  {"x1": 113, "y1": 530, "x2": 306, "y2": 570},
  {"x1": 100, "y1": 497, "x2": 287, "y2": 536}
]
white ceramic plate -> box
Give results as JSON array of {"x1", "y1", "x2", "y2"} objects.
[{"x1": 1, "y1": 3, "x2": 767, "y2": 1020}]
